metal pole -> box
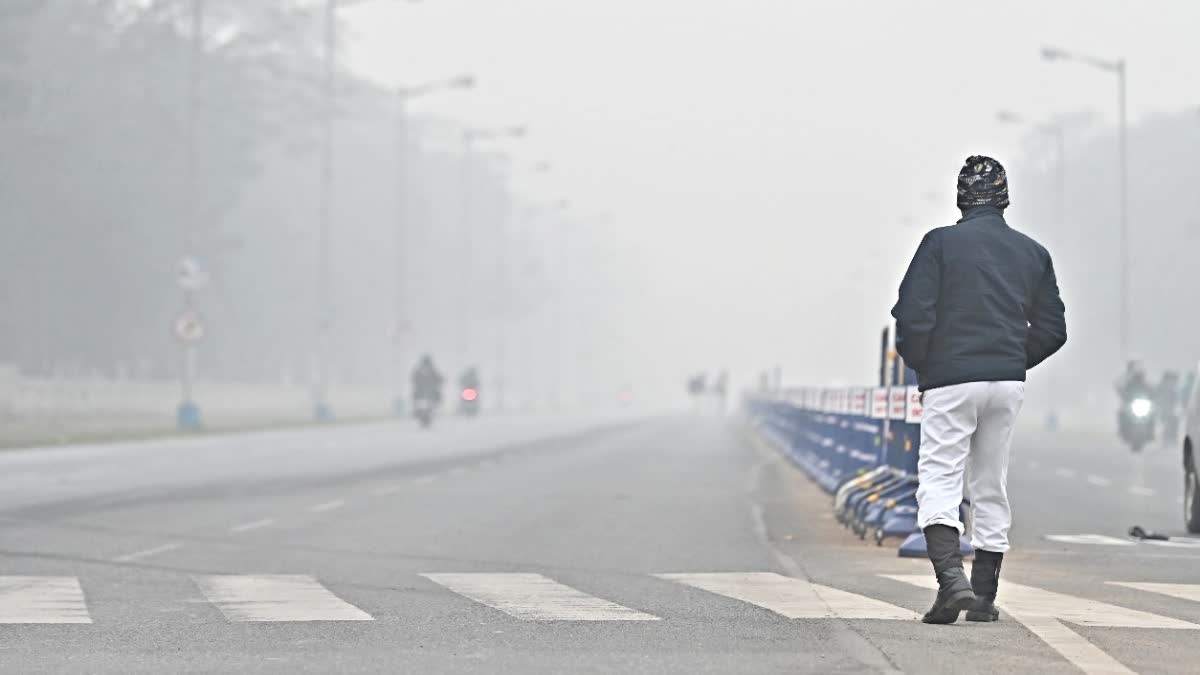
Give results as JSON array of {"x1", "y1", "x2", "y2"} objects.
[
  {"x1": 552, "y1": 214, "x2": 567, "y2": 411},
  {"x1": 1116, "y1": 60, "x2": 1129, "y2": 359},
  {"x1": 495, "y1": 175, "x2": 509, "y2": 412},
  {"x1": 457, "y1": 135, "x2": 472, "y2": 365},
  {"x1": 314, "y1": 0, "x2": 335, "y2": 421},
  {"x1": 393, "y1": 91, "x2": 408, "y2": 415},
  {"x1": 1054, "y1": 126, "x2": 1066, "y2": 230},
  {"x1": 178, "y1": 0, "x2": 204, "y2": 430}
]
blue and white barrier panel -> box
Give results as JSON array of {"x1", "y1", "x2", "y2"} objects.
[{"x1": 745, "y1": 385, "x2": 935, "y2": 551}]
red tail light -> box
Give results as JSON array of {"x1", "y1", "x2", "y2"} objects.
[{"x1": 461, "y1": 388, "x2": 478, "y2": 402}]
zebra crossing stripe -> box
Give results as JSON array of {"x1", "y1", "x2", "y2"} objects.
[
  {"x1": 1044, "y1": 534, "x2": 1136, "y2": 546},
  {"x1": 657, "y1": 572, "x2": 918, "y2": 620},
  {"x1": 0, "y1": 576, "x2": 91, "y2": 624},
  {"x1": 884, "y1": 574, "x2": 1199, "y2": 629},
  {"x1": 887, "y1": 574, "x2": 1199, "y2": 675},
  {"x1": 1110, "y1": 582, "x2": 1200, "y2": 602},
  {"x1": 421, "y1": 573, "x2": 660, "y2": 621},
  {"x1": 193, "y1": 575, "x2": 373, "y2": 622}
]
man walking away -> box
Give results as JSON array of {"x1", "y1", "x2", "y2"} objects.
[{"x1": 891, "y1": 156, "x2": 1067, "y2": 624}]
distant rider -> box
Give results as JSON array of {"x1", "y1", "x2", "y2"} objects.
[{"x1": 412, "y1": 355, "x2": 444, "y2": 405}]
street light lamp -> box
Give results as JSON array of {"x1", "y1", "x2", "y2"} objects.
[
  {"x1": 392, "y1": 74, "x2": 474, "y2": 416},
  {"x1": 1041, "y1": 45, "x2": 1129, "y2": 358}
]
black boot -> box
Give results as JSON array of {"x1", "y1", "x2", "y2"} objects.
[
  {"x1": 966, "y1": 549, "x2": 1003, "y2": 622},
  {"x1": 921, "y1": 525, "x2": 975, "y2": 624}
]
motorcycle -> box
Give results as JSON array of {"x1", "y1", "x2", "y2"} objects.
[
  {"x1": 458, "y1": 386, "x2": 480, "y2": 418},
  {"x1": 1118, "y1": 392, "x2": 1156, "y2": 452},
  {"x1": 413, "y1": 395, "x2": 437, "y2": 429}
]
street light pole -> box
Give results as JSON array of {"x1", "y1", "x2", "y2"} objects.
[
  {"x1": 313, "y1": 0, "x2": 337, "y2": 422},
  {"x1": 995, "y1": 110, "x2": 1067, "y2": 228},
  {"x1": 1042, "y1": 46, "x2": 1130, "y2": 358},
  {"x1": 176, "y1": 0, "x2": 205, "y2": 431},
  {"x1": 392, "y1": 76, "x2": 473, "y2": 416},
  {"x1": 455, "y1": 125, "x2": 525, "y2": 400},
  {"x1": 1116, "y1": 59, "x2": 1129, "y2": 359}
]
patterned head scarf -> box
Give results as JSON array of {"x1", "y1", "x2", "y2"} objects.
[{"x1": 956, "y1": 155, "x2": 1010, "y2": 210}]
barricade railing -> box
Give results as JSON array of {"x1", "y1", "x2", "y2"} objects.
[{"x1": 743, "y1": 326, "x2": 972, "y2": 557}]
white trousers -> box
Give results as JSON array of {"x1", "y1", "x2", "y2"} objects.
[{"x1": 916, "y1": 381, "x2": 1025, "y2": 553}]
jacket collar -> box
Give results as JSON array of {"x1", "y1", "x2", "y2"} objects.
[{"x1": 957, "y1": 205, "x2": 1007, "y2": 225}]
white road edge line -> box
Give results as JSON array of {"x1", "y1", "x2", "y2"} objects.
[
  {"x1": 229, "y1": 518, "x2": 277, "y2": 533},
  {"x1": 307, "y1": 500, "x2": 346, "y2": 513},
  {"x1": 1086, "y1": 475, "x2": 1113, "y2": 487},
  {"x1": 1055, "y1": 467, "x2": 1077, "y2": 479},
  {"x1": 369, "y1": 485, "x2": 403, "y2": 497},
  {"x1": 1129, "y1": 485, "x2": 1156, "y2": 497},
  {"x1": 112, "y1": 542, "x2": 183, "y2": 563}
]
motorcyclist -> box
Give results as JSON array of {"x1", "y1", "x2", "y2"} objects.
[
  {"x1": 412, "y1": 355, "x2": 444, "y2": 405},
  {"x1": 1115, "y1": 358, "x2": 1156, "y2": 451},
  {"x1": 1115, "y1": 359, "x2": 1150, "y2": 401}
]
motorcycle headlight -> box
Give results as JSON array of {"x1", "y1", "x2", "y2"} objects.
[{"x1": 1131, "y1": 398, "x2": 1153, "y2": 418}]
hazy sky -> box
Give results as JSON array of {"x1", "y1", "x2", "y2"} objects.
[{"x1": 343, "y1": 0, "x2": 1200, "y2": 388}]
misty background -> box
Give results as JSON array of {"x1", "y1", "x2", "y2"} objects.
[{"x1": 2, "y1": 0, "x2": 1199, "y2": 426}]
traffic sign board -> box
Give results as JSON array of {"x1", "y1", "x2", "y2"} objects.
[
  {"x1": 174, "y1": 307, "x2": 206, "y2": 344},
  {"x1": 177, "y1": 257, "x2": 208, "y2": 291}
]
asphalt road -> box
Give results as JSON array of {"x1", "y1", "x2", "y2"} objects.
[{"x1": 1, "y1": 413, "x2": 1198, "y2": 673}]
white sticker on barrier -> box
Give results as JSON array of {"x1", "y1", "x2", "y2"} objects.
[
  {"x1": 850, "y1": 389, "x2": 868, "y2": 416},
  {"x1": 870, "y1": 388, "x2": 889, "y2": 419},
  {"x1": 888, "y1": 388, "x2": 907, "y2": 420},
  {"x1": 905, "y1": 386, "x2": 923, "y2": 424}
]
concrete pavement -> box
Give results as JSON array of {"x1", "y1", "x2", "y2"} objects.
[{"x1": 0, "y1": 414, "x2": 1198, "y2": 673}]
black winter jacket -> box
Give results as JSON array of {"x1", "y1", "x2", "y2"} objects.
[{"x1": 890, "y1": 206, "x2": 1067, "y2": 392}]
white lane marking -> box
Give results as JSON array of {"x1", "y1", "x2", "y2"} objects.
[
  {"x1": 1027, "y1": 459, "x2": 1041, "y2": 470},
  {"x1": 885, "y1": 574, "x2": 1199, "y2": 627},
  {"x1": 1111, "y1": 582, "x2": 1200, "y2": 601},
  {"x1": 1055, "y1": 467, "x2": 1077, "y2": 479},
  {"x1": 1144, "y1": 538, "x2": 1200, "y2": 548},
  {"x1": 369, "y1": 485, "x2": 403, "y2": 497},
  {"x1": 0, "y1": 577, "x2": 92, "y2": 624},
  {"x1": 194, "y1": 575, "x2": 373, "y2": 622},
  {"x1": 887, "y1": 574, "x2": 1198, "y2": 674},
  {"x1": 229, "y1": 518, "x2": 277, "y2": 533},
  {"x1": 1020, "y1": 616, "x2": 1135, "y2": 675},
  {"x1": 657, "y1": 572, "x2": 917, "y2": 620},
  {"x1": 421, "y1": 573, "x2": 659, "y2": 621},
  {"x1": 1044, "y1": 534, "x2": 1136, "y2": 547},
  {"x1": 1086, "y1": 475, "x2": 1113, "y2": 487},
  {"x1": 1129, "y1": 485, "x2": 1156, "y2": 497},
  {"x1": 448, "y1": 467, "x2": 467, "y2": 477},
  {"x1": 112, "y1": 542, "x2": 182, "y2": 563},
  {"x1": 307, "y1": 500, "x2": 346, "y2": 513},
  {"x1": 413, "y1": 475, "x2": 437, "y2": 485}
]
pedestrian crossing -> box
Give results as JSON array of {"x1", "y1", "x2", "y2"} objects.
[{"x1": 3, "y1": 572, "x2": 1200, "y2": 626}]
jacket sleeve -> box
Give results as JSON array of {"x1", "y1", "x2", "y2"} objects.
[
  {"x1": 1026, "y1": 256, "x2": 1067, "y2": 369},
  {"x1": 890, "y1": 231, "x2": 942, "y2": 371}
]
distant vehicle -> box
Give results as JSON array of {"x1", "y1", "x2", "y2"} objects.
[
  {"x1": 1119, "y1": 392, "x2": 1156, "y2": 453},
  {"x1": 1183, "y1": 364, "x2": 1200, "y2": 532},
  {"x1": 413, "y1": 395, "x2": 436, "y2": 429},
  {"x1": 457, "y1": 367, "x2": 481, "y2": 418}
]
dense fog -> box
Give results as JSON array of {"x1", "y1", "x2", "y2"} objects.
[{"x1": 3, "y1": 0, "x2": 1198, "y2": 424}]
